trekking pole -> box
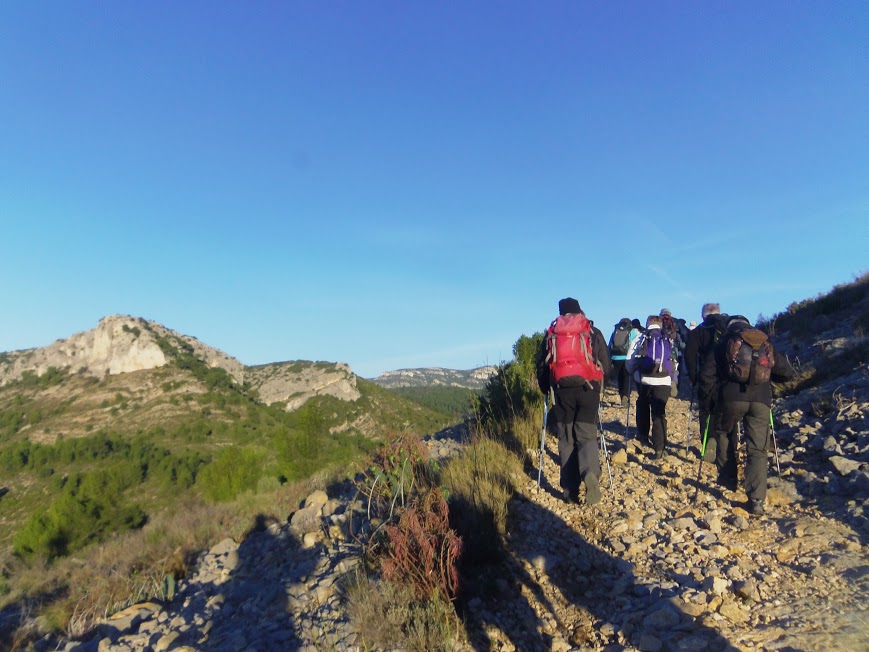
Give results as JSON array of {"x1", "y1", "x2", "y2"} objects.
[
  {"x1": 624, "y1": 377, "x2": 633, "y2": 440},
  {"x1": 769, "y1": 409, "x2": 781, "y2": 476},
  {"x1": 537, "y1": 396, "x2": 549, "y2": 490},
  {"x1": 685, "y1": 392, "x2": 695, "y2": 454},
  {"x1": 692, "y1": 415, "x2": 712, "y2": 504},
  {"x1": 598, "y1": 402, "x2": 614, "y2": 490}
]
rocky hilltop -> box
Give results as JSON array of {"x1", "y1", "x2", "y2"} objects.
[
  {"x1": 246, "y1": 361, "x2": 361, "y2": 411},
  {"x1": 0, "y1": 315, "x2": 244, "y2": 386},
  {"x1": 372, "y1": 365, "x2": 496, "y2": 389}
]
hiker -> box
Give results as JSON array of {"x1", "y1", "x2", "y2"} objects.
[
  {"x1": 608, "y1": 317, "x2": 633, "y2": 409},
  {"x1": 537, "y1": 297, "x2": 611, "y2": 505},
  {"x1": 660, "y1": 309, "x2": 685, "y2": 397},
  {"x1": 626, "y1": 315, "x2": 677, "y2": 459},
  {"x1": 685, "y1": 303, "x2": 730, "y2": 462},
  {"x1": 699, "y1": 315, "x2": 795, "y2": 515}
]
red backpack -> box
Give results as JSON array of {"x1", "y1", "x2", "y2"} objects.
[{"x1": 545, "y1": 314, "x2": 603, "y2": 383}]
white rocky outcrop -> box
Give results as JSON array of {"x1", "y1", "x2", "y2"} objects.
[
  {"x1": 245, "y1": 361, "x2": 361, "y2": 411},
  {"x1": 0, "y1": 315, "x2": 244, "y2": 386}
]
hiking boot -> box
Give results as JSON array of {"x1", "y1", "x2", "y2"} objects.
[
  {"x1": 584, "y1": 475, "x2": 601, "y2": 506},
  {"x1": 621, "y1": 396, "x2": 629, "y2": 409},
  {"x1": 717, "y1": 473, "x2": 738, "y2": 492},
  {"x1": 652, "y1": 449, "x2": 666, "y2": 461},
  {"x1": 702, "y1": 443, "x2": 717, "y2": 463},
  {"x1": 750, "y1": 499, "x2": 765, "y2": 516},
  {"x1": 562, "y1": 489, "x2": 577, "y2": 504}
]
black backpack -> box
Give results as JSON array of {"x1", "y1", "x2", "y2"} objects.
[
  {"x1": 701, "y1": 314, "x2": 729, "y2": 355},
  {"x1": 609, "y1": 319, "x2": 632, "y2": 356}
]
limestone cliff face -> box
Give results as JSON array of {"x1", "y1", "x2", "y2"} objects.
[
  {"x1": 0, "y1": 315, "x2": 244, "y2": 386},
  {"x1": 245, "y1": 361, "x2": 361, "y2": 411}
]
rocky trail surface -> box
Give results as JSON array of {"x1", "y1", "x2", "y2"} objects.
[
  {"x1": 55, "y1": 380, "x2": 868, "y2": 652},
  {"x1": 463, "y1": 386, "x2": 868, "y2": 651}
]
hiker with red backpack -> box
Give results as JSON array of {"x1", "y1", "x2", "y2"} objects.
[
  {"x1": 626, "y1": 315, "x2": 678, "y2": 460},
  {"x1": 536, "y1": 298, "x2": 611, "y2": 505},
  {"x1": 699, "y1": 315, "x2": 795, "y2": 515}
]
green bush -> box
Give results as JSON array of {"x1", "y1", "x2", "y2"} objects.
[
  {"x1": 13, "y1": 465, "x2": 148, "y2": 560},
  {"x1": 15, "y1": 366, "x2": 68, "y2": 388},
  {"x1": 474, "y1": 333, "x2": 543, "y2": 428},
  {"x1": 197, "y1": 447, "x2": 265, "y2": 502}
]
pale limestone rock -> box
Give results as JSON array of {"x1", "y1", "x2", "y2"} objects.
[
  {"x1": 0, "y1": 315, "x2": 244, "y2": 385},
  {"x1": 304, "y1": 490, "x2": 329, "y2": 510},
  {"x1": 244, "y1": 360, "x2": 361, "y2": 411}
]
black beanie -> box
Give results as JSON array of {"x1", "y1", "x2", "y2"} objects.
[
  {"x1": 558, "y1": 297, "x2": 581, "y2": 315},
  {"x1": 631, "y1": 318, "x2": 642, "y2": 329}
]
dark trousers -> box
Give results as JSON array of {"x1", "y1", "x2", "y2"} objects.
[
  {"x1": 697, "y1": 388, "x2": 719, "y2": 457},
  {"x1": 716, "y1": 401, "x2": 771, "y2": 502},
  {"x1": 637, "y1": 384, "x2": 670, "y2": 452},
  {"x1": 553, "y1": 385, "x2": 601, "y2": 494},
  {"x1": 611, "y1": 359, "x2": 630, "y2": 399}
]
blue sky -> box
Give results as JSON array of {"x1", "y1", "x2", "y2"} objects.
[{"x1": 1, "y1": 2, "x2": 867, "y2": 378}]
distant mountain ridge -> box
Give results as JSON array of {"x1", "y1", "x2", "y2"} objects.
[{"x1": 371, "y1": 366, "x2": 497, "y2": 389}]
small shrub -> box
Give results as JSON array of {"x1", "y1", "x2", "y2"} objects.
[
  {"x1": 379, "y1": 488, "x2": 461, "y2": 601},
  {"x1": 197, "y1": 447, "x2": 264, "y2": 502},
  {"x1": 121, "y1": 324, "x2": 141, "y2": 338}
]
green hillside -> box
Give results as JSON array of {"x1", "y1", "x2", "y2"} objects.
[{"x1": 0, "y1": 354, "x2": 451, "y2": 563}]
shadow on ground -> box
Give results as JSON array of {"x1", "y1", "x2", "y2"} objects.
[{"x1": 455, "y1": 486, "x2": 735, "y2": 651}]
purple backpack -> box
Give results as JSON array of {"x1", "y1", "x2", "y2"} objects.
[{"x1": 637, "y1": 329, "x2": 674, "y2": 376}]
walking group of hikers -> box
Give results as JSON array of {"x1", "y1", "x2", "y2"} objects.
[{"x1": 536, "y1": 297, "x2": 795, "y2": 515}]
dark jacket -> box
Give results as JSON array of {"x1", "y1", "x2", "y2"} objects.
[
  {"x1": 536, "y1": 318, "x2": 611, "y2": 394},
  {"x1": 685, "y1": 313, "x2": 729, "y2": 387},
  {"x1": 699, "y1": 333, "x2": 796, "y2": 407}
]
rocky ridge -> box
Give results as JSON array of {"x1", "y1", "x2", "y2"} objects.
[{"x1": 371, "y1": 366, "x2": 497, "y2": 389}]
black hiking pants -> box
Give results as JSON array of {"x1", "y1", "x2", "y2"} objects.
[
  {"x1": 636, "y1": 384, "x2": 670, "y2": 453},
  {"x1": 697, "y1": 387, "x2": 719, "y2": 459},
  {"x1": 716, "y1": 401, "x2": 771, "y2": 502},
  {"x1": 611, "y1": 359, "x2": 630, "y2": 400},
  {"x1": 553, "y1": 385, "x2": 601, "y2": 495}
]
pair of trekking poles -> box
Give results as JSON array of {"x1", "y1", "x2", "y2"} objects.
[
  {"x1": 536, "y1": 389, "x2": 614, "y2": 492},
  {"x1": 690, "y1": 404, "x2": 782, "y2": 502}
]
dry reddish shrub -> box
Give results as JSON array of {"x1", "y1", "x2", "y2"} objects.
[{"x1": 380, "y1": 488, "x2": 462, "y2": 601}]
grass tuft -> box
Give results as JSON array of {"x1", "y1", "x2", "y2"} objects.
[{"x1": 346, "y1": 575, "x2": 466, "y2": 652}]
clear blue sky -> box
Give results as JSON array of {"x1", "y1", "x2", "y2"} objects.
[{"x1": 2, "y1": 2, "x2": 867, "y2": 378}]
